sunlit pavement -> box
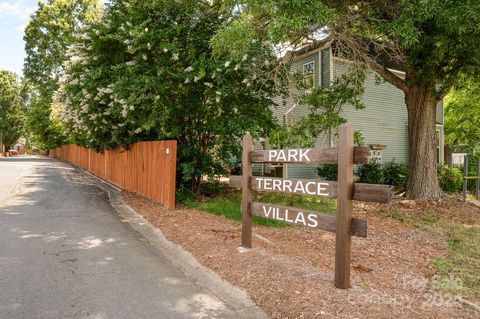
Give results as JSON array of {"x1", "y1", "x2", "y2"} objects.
[{"x1": 0, "y1": 156, "x2": 237, "y2": 318}]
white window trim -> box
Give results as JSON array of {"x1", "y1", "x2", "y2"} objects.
[{"x1": 436, "y1": 124, "x2": 445, "y2": 164}]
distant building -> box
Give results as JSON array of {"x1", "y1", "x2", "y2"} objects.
[
  {"x1": 13, "y1": 137, "x2": 26, "y2": 155},
  {"x1": 255, "y1": 42, "x2": 445, "y2": 178}
]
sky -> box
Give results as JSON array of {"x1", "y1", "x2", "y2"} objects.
[{"x1": 0, "y1": 0, "x2": 37, "y2": 76}]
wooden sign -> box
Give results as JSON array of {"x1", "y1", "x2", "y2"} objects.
[
  {"x1": 250, "y1": 146, "x2": 369, "y2": 164},
  {"x1": 249, "y1": 202, "x2": 367, "y2": 237},
  {"x1": 229, "y1": 176, "x2": 393, "y2": 203},
  {"x1": 233, "y1": 124, "x2": 394, "y2": 290}
]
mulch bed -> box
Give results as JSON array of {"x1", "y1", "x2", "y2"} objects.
[{"x1": 122, "y1": 191, "x2": 479, "y2": 318}]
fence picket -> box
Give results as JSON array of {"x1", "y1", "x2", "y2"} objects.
[{"x1": 50, "y1": 141, "x2": 176, "y2": 208}]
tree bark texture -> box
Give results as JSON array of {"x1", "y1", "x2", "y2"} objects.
[{"x1": 405, "y1": 86, "x2": 442, "y2": 201}]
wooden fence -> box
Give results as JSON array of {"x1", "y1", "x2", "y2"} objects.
[
  {"x1": 230, "y1": 124, "x2": 394, "y2": 289},
  {"x1": 49, "y1": 141, "x2": 177, "y2": 209}
]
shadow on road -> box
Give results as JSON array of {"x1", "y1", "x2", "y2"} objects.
[
  {"x1": 0, "y1": 156, "x2": 53, "y2": 163},
  {"x1": 0, "y1": 156, "x2": 237, "y2": 319}
]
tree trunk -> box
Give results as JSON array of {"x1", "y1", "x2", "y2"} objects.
[{"x1": 405, "y1": 86, "x2": 442, "y2": 201}]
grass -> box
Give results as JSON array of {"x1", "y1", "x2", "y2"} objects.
[
  {"x1": 430, "y1": 222, "x2": 480, "y2": 301},
  {"x1": 376, "y1": 207, "x2": 440, "y2": 229},
  {"x1": 376, "y1": 206, "x2": 480, "y2": 301},
  {"x1": 184, "y1": 189, "x2": 337, "y2": 227}
]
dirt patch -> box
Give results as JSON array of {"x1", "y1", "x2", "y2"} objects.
[{"x1": 122, "y1": 191, "x2": 478, "y2": 318}]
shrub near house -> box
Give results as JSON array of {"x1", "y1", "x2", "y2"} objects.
[{"x1": 317, "y1": 160, "x2": 409, "y2": 192}]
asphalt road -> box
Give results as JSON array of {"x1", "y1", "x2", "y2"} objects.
[{"x1": 0, "y1": 156, "x2": 238, "y2": 319}]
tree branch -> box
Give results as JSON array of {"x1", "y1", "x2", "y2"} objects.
[
  {"x1": 436, "y1": 85, "x2": 451, "y2": 101},
  {"x1": 367, "y1": 60, "x2": 409, "y2": 93}
]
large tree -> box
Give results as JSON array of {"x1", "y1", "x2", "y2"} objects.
[
  {"x1": 213, "y1": 0, "x2": 480, "y2": 200},
  {"x1": 23, "y1": 0, "x2": 102, "y2": 149},
  {"x1": 55, "y1": 0, "x2": 280, "y2": 193},
  {"x1": 0, "y1": 71, "x2": 24, "y2": 150}
]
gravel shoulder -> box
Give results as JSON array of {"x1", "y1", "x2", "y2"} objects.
[{"x1": 123, "y1": 191, "x2": 479, "y2": 319}]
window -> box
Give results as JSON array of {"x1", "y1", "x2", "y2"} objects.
[{"x1": 303, "y1": 61, "x2": 315, "y2": 88}]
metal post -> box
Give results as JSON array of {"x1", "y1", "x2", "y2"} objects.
[
  {"x1": 463, "y1": 155, "x2": 468, "y2": 202},
  {"x1": 477, "y1": 159, "x2": 480, "y2": 200}
]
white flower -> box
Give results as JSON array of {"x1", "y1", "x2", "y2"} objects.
[
  {"x1": 234, "y1": 64, "x2": 241, "y2": 71},
  {"x1": 163, "y1": 48, "x2": 168, "y2": 53},
  {"x1": 184, "y1": 66, "x2": 193, "y2": 72},
  {"x1": 129, "y1": 105, "x2": 134, "y2": 110},
  {"x1": 121, "y1": 110, "x2": 128, "y2": 118},
  {"x1": 184, "y1": 78, "x2": 190, "y2": 84},
  {"x1": 216, "y1": 97, "x2": 220, "y2": 103},
  {"x1": 124, "y1": 39, "x2": 130, "y2": 45},
  {"x1": 135, "y1": 128, "x2": 142, "y2": 134},
  {"x1": 264, "y1": 59, "x2": 270, "y2": 66},
  {"x1": 204, "y1": 82, "x2": 213, "y2": 88},
  {"x1": 242, "y1": 54, "x2": 248, "y2": 61},
  {"x1": 142, "y1": 54, "x2": 147, "y2": 60},
  {"x1": 242, "y1": 78, "x2": 249, "y2": 84},
  {"x1": 155, "y1": 95, "x2": 160, "y2": 100},
  {"x1": 215, "y1": 91, "x2": 221, "y2": 95},
  {"x1": 224, "y1": 61, "x2": 230, "y2": 67},
  {"x1": 126, "y1": 61, "x2": 135, "y2": 66},
  {"x1": 147, "y1": 42, "x2": 151, "y2": 50},
  {"x1": 144, "y1": 27, "x2": 148, "y2": 32},
  {"x1": 172, "y1": 53, "x2": 179, "y2": 60},
  {"x1": 104, "y1": 88, "x2": 113, "y2": 94},
  {"x1": 95, "y1": 30, "x2": 100, "y2": 36},
  {"x1": 194, "y1": 76, "x2": 200, "y2": 82}
]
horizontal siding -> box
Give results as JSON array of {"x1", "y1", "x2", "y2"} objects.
[
  {"x1": 271, "y1": 52, "x2": 322, "y2": 124},
  {"x1": 290, "y1": 53, "x2": 320, "y2": 87},
  {"x1": 336, "y1": 61, "x2": 409, "y2": 163},
  {"x1": 286, "y1": 163, "x2": 318, "y2": 179},
  {"x1": 436, "y1": 100, "x2": 444, "y2": 124}
]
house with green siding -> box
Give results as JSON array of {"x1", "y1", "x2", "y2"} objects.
[{"x1": 255, "y1": 43, "x2": 445, "y2": 179}]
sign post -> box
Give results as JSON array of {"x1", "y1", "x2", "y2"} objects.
[
  {"x1": 231, "y1": 123, "x2": 393, "y2": 289},
  {"x1": 241, "y1": 133, "x2": 253, "y2": 248},
  {"x1": 335, "y1": 124, "x2": 354, "y2": 289}
]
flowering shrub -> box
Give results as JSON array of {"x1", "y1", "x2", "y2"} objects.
[{"x1": 55, "y1": 0, "x2": 283, "y2": 193}]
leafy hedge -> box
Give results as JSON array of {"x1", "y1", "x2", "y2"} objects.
[
  {"x1": 438, "y1": 166, "x2": 463, "y2": 193},
  {"x1": 319, "y1": 160, "x2": 468, "y2": 194},
  {"x1": 318, "y1": 160, "x2": 409, "y2": 192}
]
